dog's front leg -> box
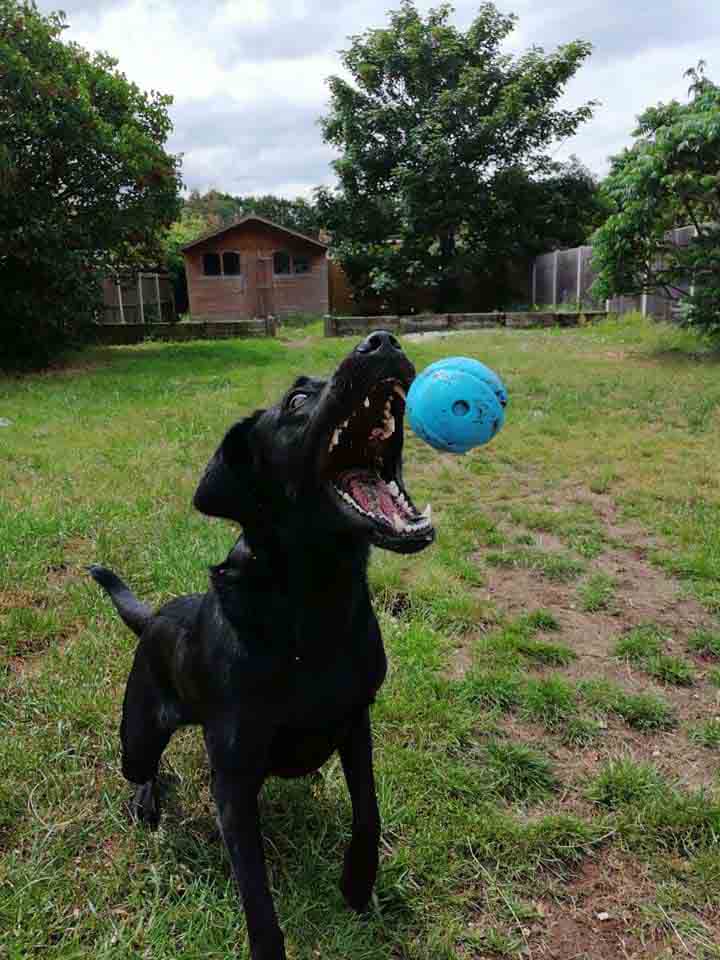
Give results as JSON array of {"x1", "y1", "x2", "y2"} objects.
[
  {"x1": 338, "y1": 706, "x2": 381, "y2": 912},
  {"x1": 207, "y1": 730, "x2": 285, "y2": 960}
]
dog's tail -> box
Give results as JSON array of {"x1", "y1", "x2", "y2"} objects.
[{"x1": 87, "y1": 565, "x2": 152, "y2": 638}]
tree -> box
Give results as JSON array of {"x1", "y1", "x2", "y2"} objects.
[
  {"x1": 0, "y1": 0, "x2": 181, "y2": 369},
  {"x1": 161, "y1": 209, "x2": 213, "y2": 315},
  {"x1": 489, "y1": 158, "x2": 610, "y2": 255},
  {"x1": 183, "y1": 189, "x2": 237, "y2": 226},
  {"x1": 592, "y1": 64, "x2": 720, "y2": 336},
  {"x1": 316, "y1": 1, "x2": 595, "y2": 310},
  {"x1": 183, "y1": 189, "x2": 322, "y2": 238},
  {"x1": 236, "y1": 194, "x2": 322, "y2": 238}
]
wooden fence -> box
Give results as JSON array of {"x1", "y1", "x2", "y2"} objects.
[{"x1": 101, "y1": 272, "x2": 176, "y2": 324}]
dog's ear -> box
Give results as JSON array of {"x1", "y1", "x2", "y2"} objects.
[{"x1": 193, "y1": 412, "x2": 264, "y2": 523}]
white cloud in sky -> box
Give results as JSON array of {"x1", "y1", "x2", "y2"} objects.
[{"x1": 39, "y1": 0, "x2": 720, "y2": 197}]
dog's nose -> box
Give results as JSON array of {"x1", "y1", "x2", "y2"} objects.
[{"x1": 355, "y1": 330, "x2": 403, "y2": 356}]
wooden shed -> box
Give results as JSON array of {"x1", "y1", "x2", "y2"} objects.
[{"x1": 182, "y1": 215, "x2": 329, "y2": 322}]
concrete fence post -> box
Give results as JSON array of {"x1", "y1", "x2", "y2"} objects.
[
  {"x1": 137, "y1": 274, "x2": 145, "y2": 324},
  {"x1": 576, "y1": 248, "x2": 582, "y2": 305},
  {"x1": 117, "y1": 281, "x2": 125, "y2": 324},
  {"x1": 531, "y1": 261, "x2": 537, "y2": 306}
]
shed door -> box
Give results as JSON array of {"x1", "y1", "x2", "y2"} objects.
[{"x1": 255, "y1": 254, "x2": 274, "y2": 318}]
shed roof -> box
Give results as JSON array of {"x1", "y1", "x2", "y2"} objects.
[{"x1": 181, "y1": 214, "x2": 328, "y2": 253}]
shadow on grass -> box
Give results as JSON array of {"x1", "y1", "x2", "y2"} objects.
[
  {"x1": 648, "y1": 345, "x2": 720, "y2": 367},
  {"x1": 25, "y1": 339, "x2": 284, "y2": 382},
  {"x1": 149, "y1": 769, "x2": 419, "y2": 948}
]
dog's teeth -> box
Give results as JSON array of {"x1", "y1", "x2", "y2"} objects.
[
  {"x1": 387, "y1": 481, "x2": 399, "y2": 496},
  {"x1": 341, "y1": 419, "x2": 349, "y2": 428},
  {"x1": 364, "y1": 397, "x2": 370, "y2": 408},
  {"x1": 422, "y1": 503, "x2": 432, "y2": 522},
  {"x1": 391, "y1": 513, "x2": 404, "y2": 532},
  {"x1": 382, "y1": 416, "x2": 395, "y2": 438}
]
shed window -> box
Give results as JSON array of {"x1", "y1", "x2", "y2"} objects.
[
  {"x1": 273, "y1": 250, "x2": 291, "y2": 275},
  {"x1": 203, "y1": 253, "x2": 221, "y2": 276},
  {"x1": 223, "y1": 251, "x2": 241, "y2": 276},
  {"x1": 293, "y1": 254, "x2": 311, "y2": 274}
]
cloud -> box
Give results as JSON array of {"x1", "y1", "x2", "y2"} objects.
[
  {"x1": 33, "y1": 0, "x2": 720, "y2": 195},
  {"x1": 168, "y1": 98, "x2": 337, "y2": 196},
  {"x1": 512, "y1": 0, "x2": 718, "y2": 63}
]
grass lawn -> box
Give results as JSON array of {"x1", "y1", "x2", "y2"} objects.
[{"x1": 2, "y1": 316, "x2": 720, "y2": 959}]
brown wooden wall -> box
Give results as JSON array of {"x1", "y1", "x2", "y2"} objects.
[{"x1": 184, "y1": 222, "x2": 328, "y2": 321}]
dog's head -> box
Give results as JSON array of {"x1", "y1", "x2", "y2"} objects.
[{"x1": 193, "y1": 331, "x2": 435, "y2": 555}]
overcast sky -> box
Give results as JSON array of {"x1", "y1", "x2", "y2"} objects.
[{"x1": 38, "y1": 0, "x2": 720, "y2": 199}]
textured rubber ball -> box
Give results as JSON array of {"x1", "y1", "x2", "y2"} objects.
[{"x1": 407, "y1": 357, "x2": 508, "y2": 454}]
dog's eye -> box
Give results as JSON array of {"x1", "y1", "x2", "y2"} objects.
[{"x1": 287, "y1": 393, "x2": 309, "y2": 412}]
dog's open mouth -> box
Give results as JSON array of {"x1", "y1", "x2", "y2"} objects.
[{"x1": 322, "y1": 378, "x2": 433, "y2": 542}]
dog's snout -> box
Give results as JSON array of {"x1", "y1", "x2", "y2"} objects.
[{"x1": 356, "y1": 330, "x2": 403, "y2": 356}]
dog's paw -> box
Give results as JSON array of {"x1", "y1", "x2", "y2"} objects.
[
  {"x1": 340, "y1": 870, "x2": 375, "y2": 914},
  {"x1": 129, "y1": 781, "x2": 160, "y2": 829},
  {"x1": 249, "y1": 929, "x2": 287, "y2": 960},
  {"x1": 341, "y1": 838, "x2": 379, "y2": 913}
]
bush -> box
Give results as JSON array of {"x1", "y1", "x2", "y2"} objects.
[
  {"x1": 592, "y1": 64, "x2": 720, "y2": 338},
  {"x1": 0, "y1": 1, "x2": 180, "y2": 369}
]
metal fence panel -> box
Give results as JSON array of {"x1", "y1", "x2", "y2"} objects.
[{"x1": 533, "y1": 252, "x2": 555, "y2": 306}]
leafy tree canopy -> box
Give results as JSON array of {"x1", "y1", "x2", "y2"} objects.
[
  {"x1": 592, "y1": 63, "x2": 720, "y2": 336},
  {"x1": 478, "y1": 156, "x2": 610, "y2": 259},
  {"x1": 0, "y1": 0, "x2": 181, "y2": 368},
  {"x1": 316, "y1": 1, "x2": 595, "y2": 309},
  {"x1": 183, "y1": 189, "x2": 322, "y2": 238},
  {"x1": 159, "y1": 208, "x2": 211, "y2": 314}
]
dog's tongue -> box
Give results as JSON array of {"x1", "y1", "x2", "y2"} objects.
[{"x1": 339, "y1": 470, "x2": 413, "y2": 522}]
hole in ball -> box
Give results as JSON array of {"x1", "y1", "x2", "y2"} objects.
[{"x1": 452, "y1": 400, "x2": 470, "y2": 417}]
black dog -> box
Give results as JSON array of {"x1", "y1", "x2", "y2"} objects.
[{"x1": 89, "y1": 331, "x2": 435, "y2": 960}]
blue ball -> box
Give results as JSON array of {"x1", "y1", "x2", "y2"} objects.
[{"x1": 407, "y1": 357, "x2": 507, "y2": 454}]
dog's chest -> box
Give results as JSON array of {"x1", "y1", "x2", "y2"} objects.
[
  {"x1": 283, "y1": 638, "x2": 385, "y2": 725},
  {"x1": 208, "y1": 572, "x2": 386, "y2": 724},
  {"x1": 235, "y1": 613, "x2": 386, "y2": 726}
]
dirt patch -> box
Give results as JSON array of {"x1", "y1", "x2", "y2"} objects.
[
  {"x1": 7, "y1": 627, "x2": 79, "y2": 678},
  {"x1": 0, "y1": 589, "x2": 47, "y2": 612},
  {"x1": 451, "y1": 488, "x2": 720, "y2": 793},
  {"x1": 46, "y1": 563, "x2": 79, "y2": 589},
  {"x1": 474, "y1": 552, "x2": 720, "y2": 791},
  {"x1": 465, "y1": 852, "x2": 686, "y2": 960},
  {"x1": 446, "y1": 637, "x2": 477, "y2": 681},
  {"x1": 573, "y1": 488, "x2": 660, "y2": 552},
  {"x1": 498, "y1": 715, "x2": 598, "y2": 817},
  {"x1": 404, "y1": 330, "x2": 473, "y2": 342},
  {"x1": 532, "y1": 854, "x2": 672, "y2": 960},
  {"x1": 591, "y1": 548, "x2": 712, "y2": 641},
  {"x1": 472, "y1": 484, "x2": 717, "y2": 652}
]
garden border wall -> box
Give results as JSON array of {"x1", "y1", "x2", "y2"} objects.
[{"x1": 324, "y1": 311, "x2": 607, "y2": 337}]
